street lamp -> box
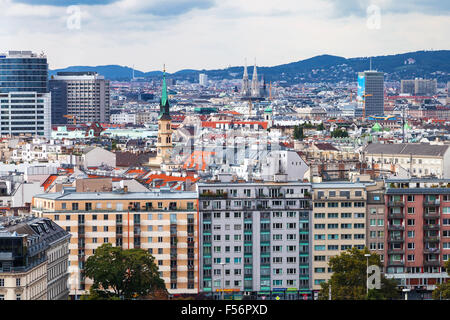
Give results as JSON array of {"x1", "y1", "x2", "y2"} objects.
[
  {"x1": 364, "y1": 254, "x2": 371, "y2": 297},
  {"x1": 402, "y1": 288, "x2": 411, "y2": 300},
  {"x1": 219, "y1": 262, "x2": 226, "y2": 300}
]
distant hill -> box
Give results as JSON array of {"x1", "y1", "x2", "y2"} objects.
[{"x1": 50, "y1": 50, "x2": 450, "y2": 84}]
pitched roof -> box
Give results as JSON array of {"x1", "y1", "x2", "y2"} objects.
[{"x1": 364, "y1": 143, "x2": 450, "y2": 157}]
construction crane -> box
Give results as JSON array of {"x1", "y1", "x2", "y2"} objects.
[
  {"x1": 362, "y1": 94, "x2": 373, "y2": 119},
  {"x1": 63, "y1": 114, "x2": 77, "y2": 125}
]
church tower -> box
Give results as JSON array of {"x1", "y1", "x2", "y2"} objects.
[
  {"x1": 251, "y1": 60, "x2": 260, "y2": 97},
  {"x1": 242, "y1": 59, "x2": 250, "y2": 97},
  {"x1": 155, "y1": 68, "x2": 173, "y2": 164}
]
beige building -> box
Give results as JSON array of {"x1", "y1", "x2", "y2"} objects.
[
  {"x1": 364, "y1": 143, "x2": 450, "y2": 179},
  {"x1": 311, "y1": 182, "x2": 370, "y2": 290},
  {"x1": 0, "y1": 216, "x2": 70, "y2": 300},
  {"x1": 32, "y1": 188, "x2": 199, "y2": 298}
]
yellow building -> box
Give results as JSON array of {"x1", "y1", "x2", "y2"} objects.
[
  {"x1": 311, "y1": 182, "x2": 369, "y2": 291},
  {"x1": 32, "y1": 189, "x2": 199, "y2": 298}
]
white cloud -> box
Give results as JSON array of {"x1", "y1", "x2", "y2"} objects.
[{"x1": 0, "y1": 0, "x2": 448, "y2": 71}]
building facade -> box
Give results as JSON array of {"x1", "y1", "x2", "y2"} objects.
[
  {"x1": 0, "y1": 216, "x2": 70, "y2": 300},
  {"x1": 311, "y1": 182, "x2": 370, "y2": 291},
  {"x1": 32, "y1": 189, "x2": 199, "y2": 298},
  {"x1": 50, "y1": 72, "x2": 110, "y2": 124},
  {"x1": 384, "y1": 179, "x2": 450, "y2": 299},
  {"x1": 357, "y1": 71, "x2": 384, "y2": 117},
  {"x1": 198, "y1": 178, "x2": 312, "y2": 300},
  {"x1": 0, "y1": 51, "x2": 51, "y2": 138}
]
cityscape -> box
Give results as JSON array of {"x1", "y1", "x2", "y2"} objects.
[{"x1": 0, "y1": 0, "x2": 449, "y2": 303}]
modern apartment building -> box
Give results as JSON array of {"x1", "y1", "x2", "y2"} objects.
[
  {"x1": 357, "y1": 71, "x2": 384, "y2": 117},
  {"x1": 198, "y1": 176, "x2": 312, "y2": 300},
  {"x1": 366, "y1": 181, "x2": 386, "y2": 266},
  {"x1": 50, "y1": 72, "x2": 110, "y2": 124},
  {"x1": 0, "y1": 216, "x2": 70, "y2": 300},
  {"x1": 31, "y1": 188, "x2": 199, "y2": 298},
  {"x1": 384, "y1": 178, "x2": 450, "y2": 299},
  {"x1": 364, "y1": 143, "x2": 450, "y2": 179},
  {"x1": 311, "y1": 182, "x2": 370, "y2": 292},
  {"x1": 0, "y1": 51, "x2": 51, "y2": 138}
]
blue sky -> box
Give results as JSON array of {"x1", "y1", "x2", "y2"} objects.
[{"x1": 1, "y1": 0, "x2": 449, "y2": 71}]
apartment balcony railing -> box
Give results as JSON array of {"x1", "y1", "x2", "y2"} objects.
[
  {"x1": 387, "y1": 260, "x2": 405, "y2": 266},
  {"x1": 388, "y1": 212, "x2": 404, "y2": 219},
  {"x1": 424, "y1": 248, "x2": 440, "y2": 254},
  {"x1": 387, "y1": 248, "x2": 404, "y2": 254},
  {"x1": 423, "y1": 212, "x2": 440, "y2": 218},
  {"x1": 199, "y1": 192, "x2": 228, "y2": 199},
  {"x1": 423, "y1": 260, "x2": 440, "y2": 267},
  {"x1": 388, "y1": 225, "x2": 405, "y2": 231},
  {"x1": 423, "y1": 199, "x2": 440, "y2": 207},
  {"x1": 387, "y1": 200, "x2": 405, "y2": 207},
  {"x1": 424, "y1": 236, "x2": 440, "y2": 242},
  {"x1": 423, "y1": 224, "x2": 440, "y2": 231},
  {"x1": 389, "y1": 237, "x2": 404, "y2": 243}
]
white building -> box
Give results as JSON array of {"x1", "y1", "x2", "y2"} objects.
[
  {"x1": 199, "y1": 74, "x2": 208, "y2": 87},
  {"x1": 261, "y1": 150, "x2": 309, "y2": 182}
]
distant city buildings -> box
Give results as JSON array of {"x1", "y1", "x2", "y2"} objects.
[
  {"x1": 50, "y1": 72, "x2": 110, "y2": 124},
  {"x1": 401, "y1": 78, "x2": 437, "y2": 96},
  {"x1": 199, "y1": 74, "x2": 208, "y2": 87}
]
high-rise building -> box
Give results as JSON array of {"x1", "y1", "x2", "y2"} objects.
[
  {"x1": 198, "y1": 177, "x2": 313, "y2": 300},
  {"x1": 401, "y1": 78, "x2": 437, "y2": 96},
  {"x1": 0, "y1": 51, "x2": 51, "y2": 138},
  {"x1": 357, "y1": 71, "x2": 384, "y2": 117},
  {"x1": 48, "y1": 80, "x2": 67, "y2": 125},
  {"x1": 50, "y1": 72, "x2": 110, "y2": 124},
  {"x1": 199, "y1": 73, "x2": 208, "y2": 86}
]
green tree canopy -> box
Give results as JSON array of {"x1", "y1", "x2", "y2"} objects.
[
  {"x1": 318, "y1": 247, "x2": 400, "y2": 300},
  {"x1": 84, "y1": 243, "x2": 167, "y2": 300},
  {"x1": 331, "y1": 128, "x2": 349, "y2": 138},
  {"x1": 432, "y1": 260, "x2": 450, "y2": 300},
  {"x1": 293, "y1": 125, "x2": 304, "y2": 141}
]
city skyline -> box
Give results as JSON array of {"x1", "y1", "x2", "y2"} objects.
[{"x1": 0, "y1": 0, "x2": 449, "y2": 72}]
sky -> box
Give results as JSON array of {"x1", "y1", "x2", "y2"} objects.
[{"x1": 0, "y1": 0, "x2": 449, "y2": 72}]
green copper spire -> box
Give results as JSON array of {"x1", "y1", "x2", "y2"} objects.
[{"x1": 159, "y1": 65, "x2": 171, "y2": 120}]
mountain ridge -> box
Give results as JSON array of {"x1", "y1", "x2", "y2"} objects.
[{"x1": 49, "y1": 50, "x2": 450, "y2": 83}]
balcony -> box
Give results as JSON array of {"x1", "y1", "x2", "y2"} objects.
[
  {"x1": 388, "y1": 212, "x2": 404, "y2": 219},
  {"x1": 387, "y1": 248, "x2": 404, "y2": 254},
  {"x1": 423, "y1": 199, "x2": 440, "y2": 207},
  {"x1": 200, "y1": 192, "x2": 228, "y2": 199},
  {"x1": 423, "y1": 212, "x2": 440, "y2": 218},
  {"x1": 424, "y1": 260, "x2": 440, "y2": 267},
  {"x1": 424, "y1": 248, "x2": 440, "y2": 254},
  {"x1": 387, "y1": 260, "x2": 404, "y2": 266},
  {"x1": 424, "y1": 236, "x2": 440, "y2": 242},
  {"x1": 389, "y1": 237, "x2": 404, "y2": 243},
  {"x1": 388, "y1": 225, "x2": 404, "y2": 231},
  {"x1": 388, "y1": 200, "x2": 405, "y2": 207},
  {"x1": 423, "y1": 224, "x2": 440, "y2": 231}
]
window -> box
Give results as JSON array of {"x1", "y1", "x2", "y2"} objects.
[
  {"x1": 16, "y1": 294, "x2": 21, "y2": 300},
  {"x1": 341, "y1": 213, "x2": 352, "y2": 218},
  {"x1": 328, "y1": 213, "x2": 338, "y2": 218},
  {"x1": 407, "y1": 219, "x2": 415, "y2": 226},
  {"x1": 314, "y1": 245, "x2": 326, "y2": 251},
  {"x1": 407, "y1": 195, "x2": 415, "y2": 202},
  {"x1": 408, "y1": 231, "x2": 415, "y2": 238},
  {"x1": 328, "y1": 234, "x2": 339, "y2": 240},
  {"x1": 407, "y1": 207, "x2": 415, "y2": 214},
  {"x1": 314, "y1": 213, "x2": 325, "y2": 219},
  {"x1": 407, "y1": 243, "x2": 415, "y2": 250},
  {"x1": 0, "y1": 279, "x2": 4, "y2": 287},
  {"x1": 354, "y1": 213, "x2": 365, "y2": 219},
  {"x1": 314, "y1": 234, "x2": 325, "y2": 240}
]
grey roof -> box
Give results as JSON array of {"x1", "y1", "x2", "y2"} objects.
[{"x1": 364, "y1": 143, "x2": 449, "y2": 157}]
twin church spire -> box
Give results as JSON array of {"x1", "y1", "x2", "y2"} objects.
[{"x1": 242, "y1": 58, "x2": 261, "y2": 98}]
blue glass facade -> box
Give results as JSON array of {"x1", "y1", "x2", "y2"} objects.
[{"x1": 0, "y1": 56, "x2": 48, "y2": 93}]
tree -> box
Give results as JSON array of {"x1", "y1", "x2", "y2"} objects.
[
  {"x1": 331, "y1": 128, "x2": 349, "y2": 138},
  {"x1": 293, "y1": 125, "x2": 304, "y2": 141},
  {"x1": 84, "y1": 243, "x2": 167, "y2": 300},
  {"x1": 432, "y1": 260, "x2": 450, "y2": 300},
  {"x1": 317, "y1": 122, "x2": 325, "y2": 131},
  {"x1": 318, "y1": 247, "x2": 401, "y2": 300}
]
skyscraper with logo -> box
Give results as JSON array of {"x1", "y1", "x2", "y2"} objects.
[
  {"x1": 0, "y1": 51, "x2": 51, "y2": 138},
  {"x1": 357, "y1": 71, "x2": 384, "y2": 117}
]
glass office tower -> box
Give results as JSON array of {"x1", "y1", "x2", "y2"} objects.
[
  {"x1": 357, "y1": 71, "x2": 384, "y2": 117},
  {"x1": 0, "y1": 51, "x2": 51, "y2": 137}
]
